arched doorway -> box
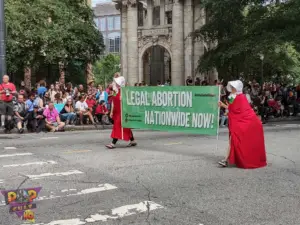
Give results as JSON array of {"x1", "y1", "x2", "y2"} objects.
[{"x1": 142, "y1": 45, "x2": 171, "y2": 86}]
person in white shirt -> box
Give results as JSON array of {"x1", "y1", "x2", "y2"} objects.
[{"x1": 75, "y1": 95, "x2": 95, "y2": 125}]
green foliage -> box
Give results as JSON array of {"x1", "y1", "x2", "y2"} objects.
[
  {"x1": 194, "y1": 0, "x2": 300, "y2": 84},
  {"x1": 5, "y1": 0, "x2": 104, "y2": 75},
  {"x1": 93, "y1": 54, "x2": 120, "y2": 86}
]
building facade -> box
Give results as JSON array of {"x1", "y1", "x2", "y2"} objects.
[
  {"x1": 93, "y1": 2, "x2": 121, "y2": 54},
  {"x1": 113, "y1": 0, "x2": 217, "y2": 86}
]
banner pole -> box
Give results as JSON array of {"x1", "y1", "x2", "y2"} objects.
[{"x1": 215, "y1": 85, "x2": 221, "y2": 153}]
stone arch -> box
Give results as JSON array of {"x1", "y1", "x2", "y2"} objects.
[
  {"x1": 138, "y1": 42, "x2": 172, "y2": 83},
  {"x1": 139, "y1": 43, "x2": 172, "y2": 85}
]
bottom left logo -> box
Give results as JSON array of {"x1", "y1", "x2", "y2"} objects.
[{"x1": 1, "y1": 187, "x2": 42, "y2": 223}]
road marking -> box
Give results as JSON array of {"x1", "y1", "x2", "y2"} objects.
[
  {"x1": 64, "y1": 150, "x2": 92, "y2": 154},
  {"x1": 37, "y1": 184, "x2": 117, "y2": 201},
  {"x1": 40, "y1": 137, "x2": 59, "y2": 140},
  {"x1": 2, "y1": 161, "x2": 57, "y2": 168},
  {"x1": 61, "y1": 189, "x2": 77, "y2": 193},
  {"x1": 164, "y1": 142, "x2": 182, "y2": 146},
  {"x1": 27, "y1": 170, "x2": 84, "y2": 180},
  {"x1": 0, "y1": 153, "x2": 33, "y2": 158},
  {"x1": 4, "y1": 147, "x2": 16, "y2": 150},
  {"x1": 29, "y1": 201, "x2": 163, "y2": 224},
  {"x1": 0, "y1": 179, "x2": 3, "y2": 184}
]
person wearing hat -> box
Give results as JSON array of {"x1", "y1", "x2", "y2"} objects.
[
  {"x1": 105, "y1": 76, "x2": 137, "y2": 149},
  {"x1": 87, "y1": 79, "x2": 97, "y2": 96},
  {"x1": 218, "y1": 80, "x2": 267, "y2": 169}
]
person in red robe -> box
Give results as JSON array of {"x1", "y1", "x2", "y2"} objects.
[
  {"x1": 105, "y1": 76, "x2": 137, "y2": 149},
  {"x1": 218, "y1": 80, "x2": 267, "y2": 169}
]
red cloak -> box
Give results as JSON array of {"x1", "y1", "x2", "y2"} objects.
[
  {"x1": 110, "y1": 90, "x2": 133, "y2": 141},
  {"x1": 228, "y1": 94, "x2": 267, "y2": 169}
]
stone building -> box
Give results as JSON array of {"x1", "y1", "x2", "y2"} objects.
[
  {"x1": 113, "y1": 0, "x2": 217, "y2": 86},
  {"x1": 93, "y1": 2, "x2": 121, "y2": 54}
]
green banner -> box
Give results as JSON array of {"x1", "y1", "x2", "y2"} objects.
[{"x1": 121, "y1": 86, "x2": 220, "y2": 135}]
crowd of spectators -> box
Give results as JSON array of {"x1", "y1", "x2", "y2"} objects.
[
  {"x1": 0, "y1": 74, "x2": 115, "y2": 134},
  {"x1": 219, "y1": 79, "x2": 300, "y2": 125},
  {"x1": 1, "y1": 74, "x2": 299, "y2": 134}
]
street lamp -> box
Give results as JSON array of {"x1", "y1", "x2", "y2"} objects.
[
  {"x1": 258, "y1": 53, "x2": 264, "y2": 89},
  {"x1": 0, "y1": 0, "x2": 6, "y2": 79}
]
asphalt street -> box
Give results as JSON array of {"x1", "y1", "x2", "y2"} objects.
[{"x1": 0, "y1": 122, "x2": 300, "y2": 225}]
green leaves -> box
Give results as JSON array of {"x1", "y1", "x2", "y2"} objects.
[
  {"x1": 93, "y1": 54, "x2": 120, "y2": 86},
  {"x1": 5, "y1": 0, "x2": 104, "y2": 73},
  {"x1": 195, "y1": 0, "x2": 300, "y2": 84}
]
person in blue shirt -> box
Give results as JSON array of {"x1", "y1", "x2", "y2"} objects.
[
  {"x1": 37, "y1": 80, "x2": 47, "y2": 97},
  {"x1": 95, "y1": 85, "x2": 108, "y2": 104}
]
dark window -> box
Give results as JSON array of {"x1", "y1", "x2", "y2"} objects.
[
  {"x1": 138, "y1": 2, "x2": 144, "y2": 26},
  {"x1": 152, "y1": 6, "x2": 160, "y2": 25},
  {"x1": 166, "y1": 11, "x2": 172, "y2": 24}
]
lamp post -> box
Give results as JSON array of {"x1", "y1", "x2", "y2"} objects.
[
  {"x1": 258, "y1": 53, "x2": 264, "y2": 89},
  {"x1": 0, "y1": 0, "x2": 6, "y2": 79}
]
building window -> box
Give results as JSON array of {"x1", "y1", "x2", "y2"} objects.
[
  {"x1": 138, "y1": 2, "x2": 144, "y2": 27},
  {"x1": 114, "y1": 16, "x2": 120, "y2": 29},
  {"x1": 152, "y1": 0, "x2": 160, "y2": 26},
  {"x1": 99, "y1": 18, "x2": 106, "y2": 31},
  {"x1": 166, "y1": 11, "x2": 172, "y2": 24},
  {"x1": 107, "y1": 17, "x2": 114, "y2": 30},
  {"x1": 115, "y1": 36, "x2": 120, "y2": 52},
  {"x1": 108, "y1": 32, "x2": 121, "y2": 53}
]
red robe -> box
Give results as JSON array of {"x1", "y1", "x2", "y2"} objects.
[
  {"x1": 110, "y1": 90, "x2": 133, "y2": 141},
  {"x1": 228, "y1": 94, "x2": 267, "y2": 169}
]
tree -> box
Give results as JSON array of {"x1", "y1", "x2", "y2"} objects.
[
  {"x1": 5, "y1": 0, "x2": 104, "y2": 86},
  {"x1": 93, "y1": 54, "x2": 120, "y2": 86},
  {"x1": 192, "y1": 0, "x2": 300, "y2": 84}
]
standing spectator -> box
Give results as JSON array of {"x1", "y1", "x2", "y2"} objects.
[
  {"x1": 49, "y1": 84, "x2": 56, "y2": 102},
  {"x1": 0, "y1": 75, "x2": 17, "y2": 130},
  {"x1": 96, "y1": 85, "x2": 108, "y2": 104},
  {"x1": 75, "y1": 95, "x2": 95, "y2": 125},
  {"x1": 87, "y1": 80, "x2": 97, "y2": 96},
  {"x1": 43, "y1": 102, "x2": 65, "y2": 132},
  {"x1": 60, "y1": 98, "x2": 76, "y2": 125},
  {"x1": 37, "y1": 80, "x2": 47, "y2": 97},
  {"x1": 14, "y1": 94, "x2": 27, "y2": 133}
]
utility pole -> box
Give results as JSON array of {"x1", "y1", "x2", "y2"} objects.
[{"x1": 0, "y1": 0, "x2": 6, "y2": 80}]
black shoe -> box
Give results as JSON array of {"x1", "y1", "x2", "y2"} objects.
[{"x1": 18, "y1": 128, "x2": 24, "y2": 134}]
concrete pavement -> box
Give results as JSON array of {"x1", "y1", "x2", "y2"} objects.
[{"x1": 0, "y1": 123, "x2": 299, "y2": 225}]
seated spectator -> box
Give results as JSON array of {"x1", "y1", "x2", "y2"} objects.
[
  {"x1": 75, "y1": 95, "x2": 95, "y2": 125},
  {"x1": 27, "y1": 105, "x2": 45, "y2": 133},
  {"x1": 25, "y1": 93, "x2": 37, "y2": 112},
  {"x1": 53, "y1": 93, "x2": 63, "y2": 104},
  {"x1": 13, "y1": 94, "x2": 27, "y2": 133},
  {"x1": 43, "y1": 102, "x2": 65, "y2": 132},
  {"x1": 85, "y1": 94, "x2": 96, "y2": 112},
  {"x1": 60, "y1": 98, "x2": 76, "y2": 125},
  {"x1": 220, "y1": 108, "x2": 229, "y2": 127},
  {"x1": 95, "y1": 100, "x2": 109, "y2": 124}
]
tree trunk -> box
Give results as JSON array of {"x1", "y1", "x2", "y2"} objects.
[
  {"x1": 24, "y1": 67, "x2": 31, "y2": 90},
  {"x1": 59, "y1": 62, "x2": 65, "y2": 85},
  {"x1": 85, "y1": 62, "x2": 94, "y2": 84}
]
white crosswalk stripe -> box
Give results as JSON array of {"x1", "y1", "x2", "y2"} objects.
[
  {"x1": 0, "y1": 149, "x2": 164, "y2": 224},
  {"x1": 27, "y1": 201, "x2": 163, "y2": 225},
  {"x1": 2, "y1": 160, "x2": 57, "y2": 168},
  {"x1": 4, "y1": 146, "x2": 16, "y2": 149},
  {"x1": 0, "y1": 152, "x2": 33, "y2": 158}
]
